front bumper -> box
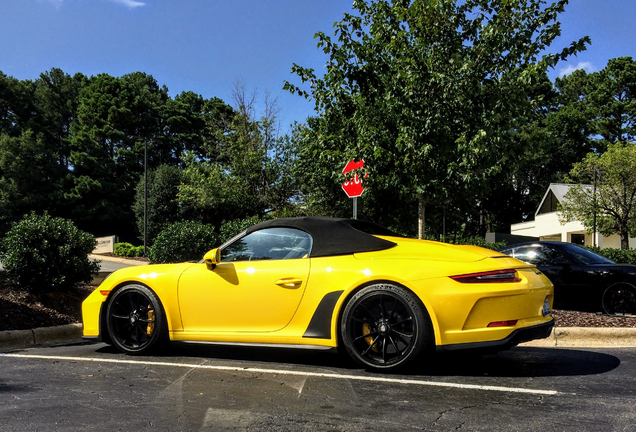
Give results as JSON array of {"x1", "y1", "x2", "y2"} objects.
[{"x1": 437, "y1": 319, "x2": 554, "y2": 352}]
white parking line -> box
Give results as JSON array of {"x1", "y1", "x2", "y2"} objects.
[{"x1": 0, "y1": 353, "x2": 560, "y2": 395}]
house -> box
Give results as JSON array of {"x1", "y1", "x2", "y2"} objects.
[{"x1": 510, "y1": 183, "x2": 636, "y2": 248}]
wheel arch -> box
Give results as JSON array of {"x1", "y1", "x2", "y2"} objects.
[
  {"x1": 333, "y1": 279, "x2": 438, "y2": 348},
  {"x1": 99, "y1": 281, "x2": 172, "y2": 342}
]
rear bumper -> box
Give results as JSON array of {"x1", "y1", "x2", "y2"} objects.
[{"x1": 437, "y1": 319, "x2": 554, "y2": 352}]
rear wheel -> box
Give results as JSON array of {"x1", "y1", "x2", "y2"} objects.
[
  {"x1": 340, "y1": 283, "x2": 432, "y2": 371},
  {"x1": 602, "y1": 283, "x2": 636, "y2": 315},
  {"x1": 106, "y1": 284, "x2": 168, "y2": 354}
]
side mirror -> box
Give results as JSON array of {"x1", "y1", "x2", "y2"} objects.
[{"x1": 204, "y1": 248, "x2": 221, "y2": 270}]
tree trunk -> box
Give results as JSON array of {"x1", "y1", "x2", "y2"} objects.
[
  {"x1": 418, "y1": 194, "x2": 426, "y2": 239},
  {"x1": 620, "y1": 229, "x2": 629, "y2": 250}
]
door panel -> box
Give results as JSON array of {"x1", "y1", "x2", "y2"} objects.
[{"x1": 178, "y1": 259, "x2": 310, "y2": 333}]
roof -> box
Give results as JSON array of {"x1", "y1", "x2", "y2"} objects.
[
  {"x1": 536, "y1": 183, "x2": 592, "y2": 216},
  {"x1": 246, "y1": 217, "x2": 399, "y2": 258}
]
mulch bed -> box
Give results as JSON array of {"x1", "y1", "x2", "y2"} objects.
[{"x1": 1, "y1": 281, "x2": 635, "y2": 331}]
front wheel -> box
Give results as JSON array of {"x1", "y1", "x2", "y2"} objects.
[
  {"x1": 602, "y1": 283, "x2": 636, "y2": 315},
  {"x1": 106, "y1": 284, "x2": 168, "y2": 354},
  {"x1": 340, "y1": 283, "x2": 432, "y2": 371}
]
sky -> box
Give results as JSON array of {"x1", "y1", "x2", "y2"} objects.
[{"x1": 1, "y1": 0, "x2": 635, "y2": 131}]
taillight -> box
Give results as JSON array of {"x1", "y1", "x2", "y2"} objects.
[
  {"x1": 487, "y1": 320, "x2": 518, "y2": 327},
  {"x1": 450, "y1": 269, "x2": 521, "y2": 283}
]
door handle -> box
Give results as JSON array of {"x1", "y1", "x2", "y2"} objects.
[{"x1": 275, "y1": 278, "x2": 303, "y2": 289}]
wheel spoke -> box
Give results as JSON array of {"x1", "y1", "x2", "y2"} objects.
[
  {"x1": 358, "y1": 302, "x2": 376, "y2": 319},
  {"x1": 351, "y1": 315, "x2": 372, "y2": 324},
  {"x1": 114, "y1": 301, "x2": 130, "y2": 314},
  {"x1": 388, "y1": 298, "x2": 398, "y2": 319},
  {"x1": 393, "y1": 316, "x2": 413, "y2": 327},
  {"x1": 354, "y1": 331, "x2": 377, "y2": 342},
  {"x1": 381, "y1": 336, "x2": 388, "y2": 362},
  {"x1": 392, "y1": 328, "x2": 413, "y2": 338},
  {"x1": 379, "y1": 294, "x2": 387, "y2": 318},
  {"x1": 111, "y1": 314, "x2": 130, "y2": 320},
  {"x1": 388, "y1": 335, "x2": 403, "y2": 356},
  {"x1": 361, "y1": 336, "x2": 380, "y2": 356}
]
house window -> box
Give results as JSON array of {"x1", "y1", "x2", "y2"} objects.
[{"x1": 571, "y1": 233, "x2": 585, "y2": 245}]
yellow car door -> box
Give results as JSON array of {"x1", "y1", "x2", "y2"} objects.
[{"x1": 178, "y1": 227, "x2": 312, "y2": 333}]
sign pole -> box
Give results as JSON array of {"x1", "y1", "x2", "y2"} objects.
[{"x1": 353, "y1": 197, "x2": 357, "y2": 219}]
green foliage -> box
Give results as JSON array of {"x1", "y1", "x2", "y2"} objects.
[
  {"x1": 113, "y1": 242, "x2": 144, "y2": 258},
  {"x1": 439, "y1": 236, "x2": 506, "y2": 251},
  {"x1": 148, "y1": 221, "x2": 217, "y2": 264},
  {"x1": 218, "y1": 216, "x2": 270, "y2": 245},
  {"x1": 0, "y1": 213, "x2": 99, "y2": 293},
  {"x1": 560, "y1": 142, "x2": 636, "y2": 249},
  {"x1": 583, "y1": 246, "x2": 636, "y2": 265},
  {"x1": 133, "y1": 165, "x2": 184, "y2": 245},
  {"x1": 285, "y1": 0, "x2": 589, "y2": 237},
  {"x1": 0, "y1": 130, "x2": 66, "y2": 233}
]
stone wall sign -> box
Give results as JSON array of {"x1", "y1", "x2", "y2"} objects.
[{"x1": 93, "y1": 235, "x2": 118, "y2": 254}]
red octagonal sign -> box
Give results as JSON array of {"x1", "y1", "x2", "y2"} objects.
[{"x1": 342, "y1": 159, "x2": 368, "y2": 198}]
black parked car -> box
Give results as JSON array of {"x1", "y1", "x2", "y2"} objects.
[{"x1": 498, "y1": 241, "x2": 636, "y2": 315}]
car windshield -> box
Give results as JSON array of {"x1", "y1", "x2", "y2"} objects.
[{"x1": 560, "y1": 243, "x2": 614, "y2": 265}]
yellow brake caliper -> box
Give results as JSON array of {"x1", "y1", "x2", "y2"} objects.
[
  {"x1": 147, "y1": 309, "x2": 155, "y2": 336},
  {"x1": 362, "y1": 322, "x2": 379, "y2": 352}
]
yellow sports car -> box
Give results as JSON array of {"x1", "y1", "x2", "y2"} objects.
[{"x1": 82, "y1": 217, "x2": 554, "y2": 371}]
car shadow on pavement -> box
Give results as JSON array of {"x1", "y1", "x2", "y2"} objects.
[
  {"x1": 421, "y1": 347, "x2": 621, "y2": 378},
  {"x1": 94, "y1": 343, "x2": 620, "y2": 377}
]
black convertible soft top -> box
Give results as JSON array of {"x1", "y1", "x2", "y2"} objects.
[{"x1": 245, "y1": 216, "x2": 400, "y2": 258}]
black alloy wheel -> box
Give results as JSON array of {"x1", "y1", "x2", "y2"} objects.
[
  {"x1": 340, "y1": 283, "x2": 432, "y2": 371},
  {"x1": 106, "y1": 284, "x2": 167, "y2": 354},
  {"x1": 602, "y1": 283, "x2": 636, "y2": 315}
]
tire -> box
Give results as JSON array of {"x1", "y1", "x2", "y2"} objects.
[
  {"x1": 106, "y1": 284, "x2": 168, "y2": 355},
  {"x1": 602, "y1": 282, "x2": 636, "y2": 315},
  {"x1": 340, "y1": 283, "x2": 432, "y2": 371}
]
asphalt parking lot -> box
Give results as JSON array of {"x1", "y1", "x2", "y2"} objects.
[{"x1": 1, "y1": 341, "x2": 635, "y2": 431}]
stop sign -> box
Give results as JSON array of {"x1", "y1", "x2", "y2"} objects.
[{"x1": 342, "y1": 159, "x2": 368, "y2": 198}]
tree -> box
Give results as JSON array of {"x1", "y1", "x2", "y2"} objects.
[
  {"x1": 559, "y1": 142, "x2": 636, "y2": 250},
  {"x1": 132, "y1": 164, "x2": 184, "y2": 246},
  {"x1": 587, "y1": 57, "x2": 636, "y2": 145},
  {"x1": 285, "y1": 0, "x2": 589, "y2": 237},
  {"x1": 0, "y1": 130, "x2": 66, "y2": 232}
]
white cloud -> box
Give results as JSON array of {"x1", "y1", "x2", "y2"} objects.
[
  {"x1": 108, "y1": 0, "x2": 146, "y2": 7},
  {"x1": 558, "y1": 61, "x2": 595, "y2": 77},
  {"x1": 46, "y1": 0, "x2": 145, "y2": 7}
]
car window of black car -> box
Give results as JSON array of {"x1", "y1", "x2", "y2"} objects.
[
  {"x1": 220, "y1": 228, "x2": 313, "y2": 262},
  {"x1": 506, "y1": 246, "x2": 564, "y2": 266},
  {"x1": 559, "y1": 243, "x2": 614, "y2": 265}
]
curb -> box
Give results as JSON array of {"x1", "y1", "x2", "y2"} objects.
[
  {"x1": 0, "y1": 323, "x2": 83, "y2": 351},
  {"x1": 88, "y1": 254, "x2": 149, "y2": 266},
  {"x1": 520, "y1": 327, "x2": 636, "y2": 348}
]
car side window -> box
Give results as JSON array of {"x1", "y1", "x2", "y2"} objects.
[
  {"x1": 507, "y1": 246, "x2": 564, "y2": 266},
  {"x1": 220, "y1": 228, "x2": 313, "y2": 262}
]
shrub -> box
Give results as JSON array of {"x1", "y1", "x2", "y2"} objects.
[
  {"x1": 148, "y1": 221, "x2": 217, "y2": 264},
  {"x1": 0, "y1": 212, "x2": 100, "y2": 293},
  {"x1": 113, "y1": 242, "x2": 145, "y2": 257},
  {"x1": 439, "y1": 236, "x2": 506, "y2": 251},
  {"x1": 584, "y1": 246, "x2": 636, "y2": 265}
]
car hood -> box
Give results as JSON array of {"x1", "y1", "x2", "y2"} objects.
[{"x1": 354, "y1": 236, "x2": 511, "y2": 263}]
